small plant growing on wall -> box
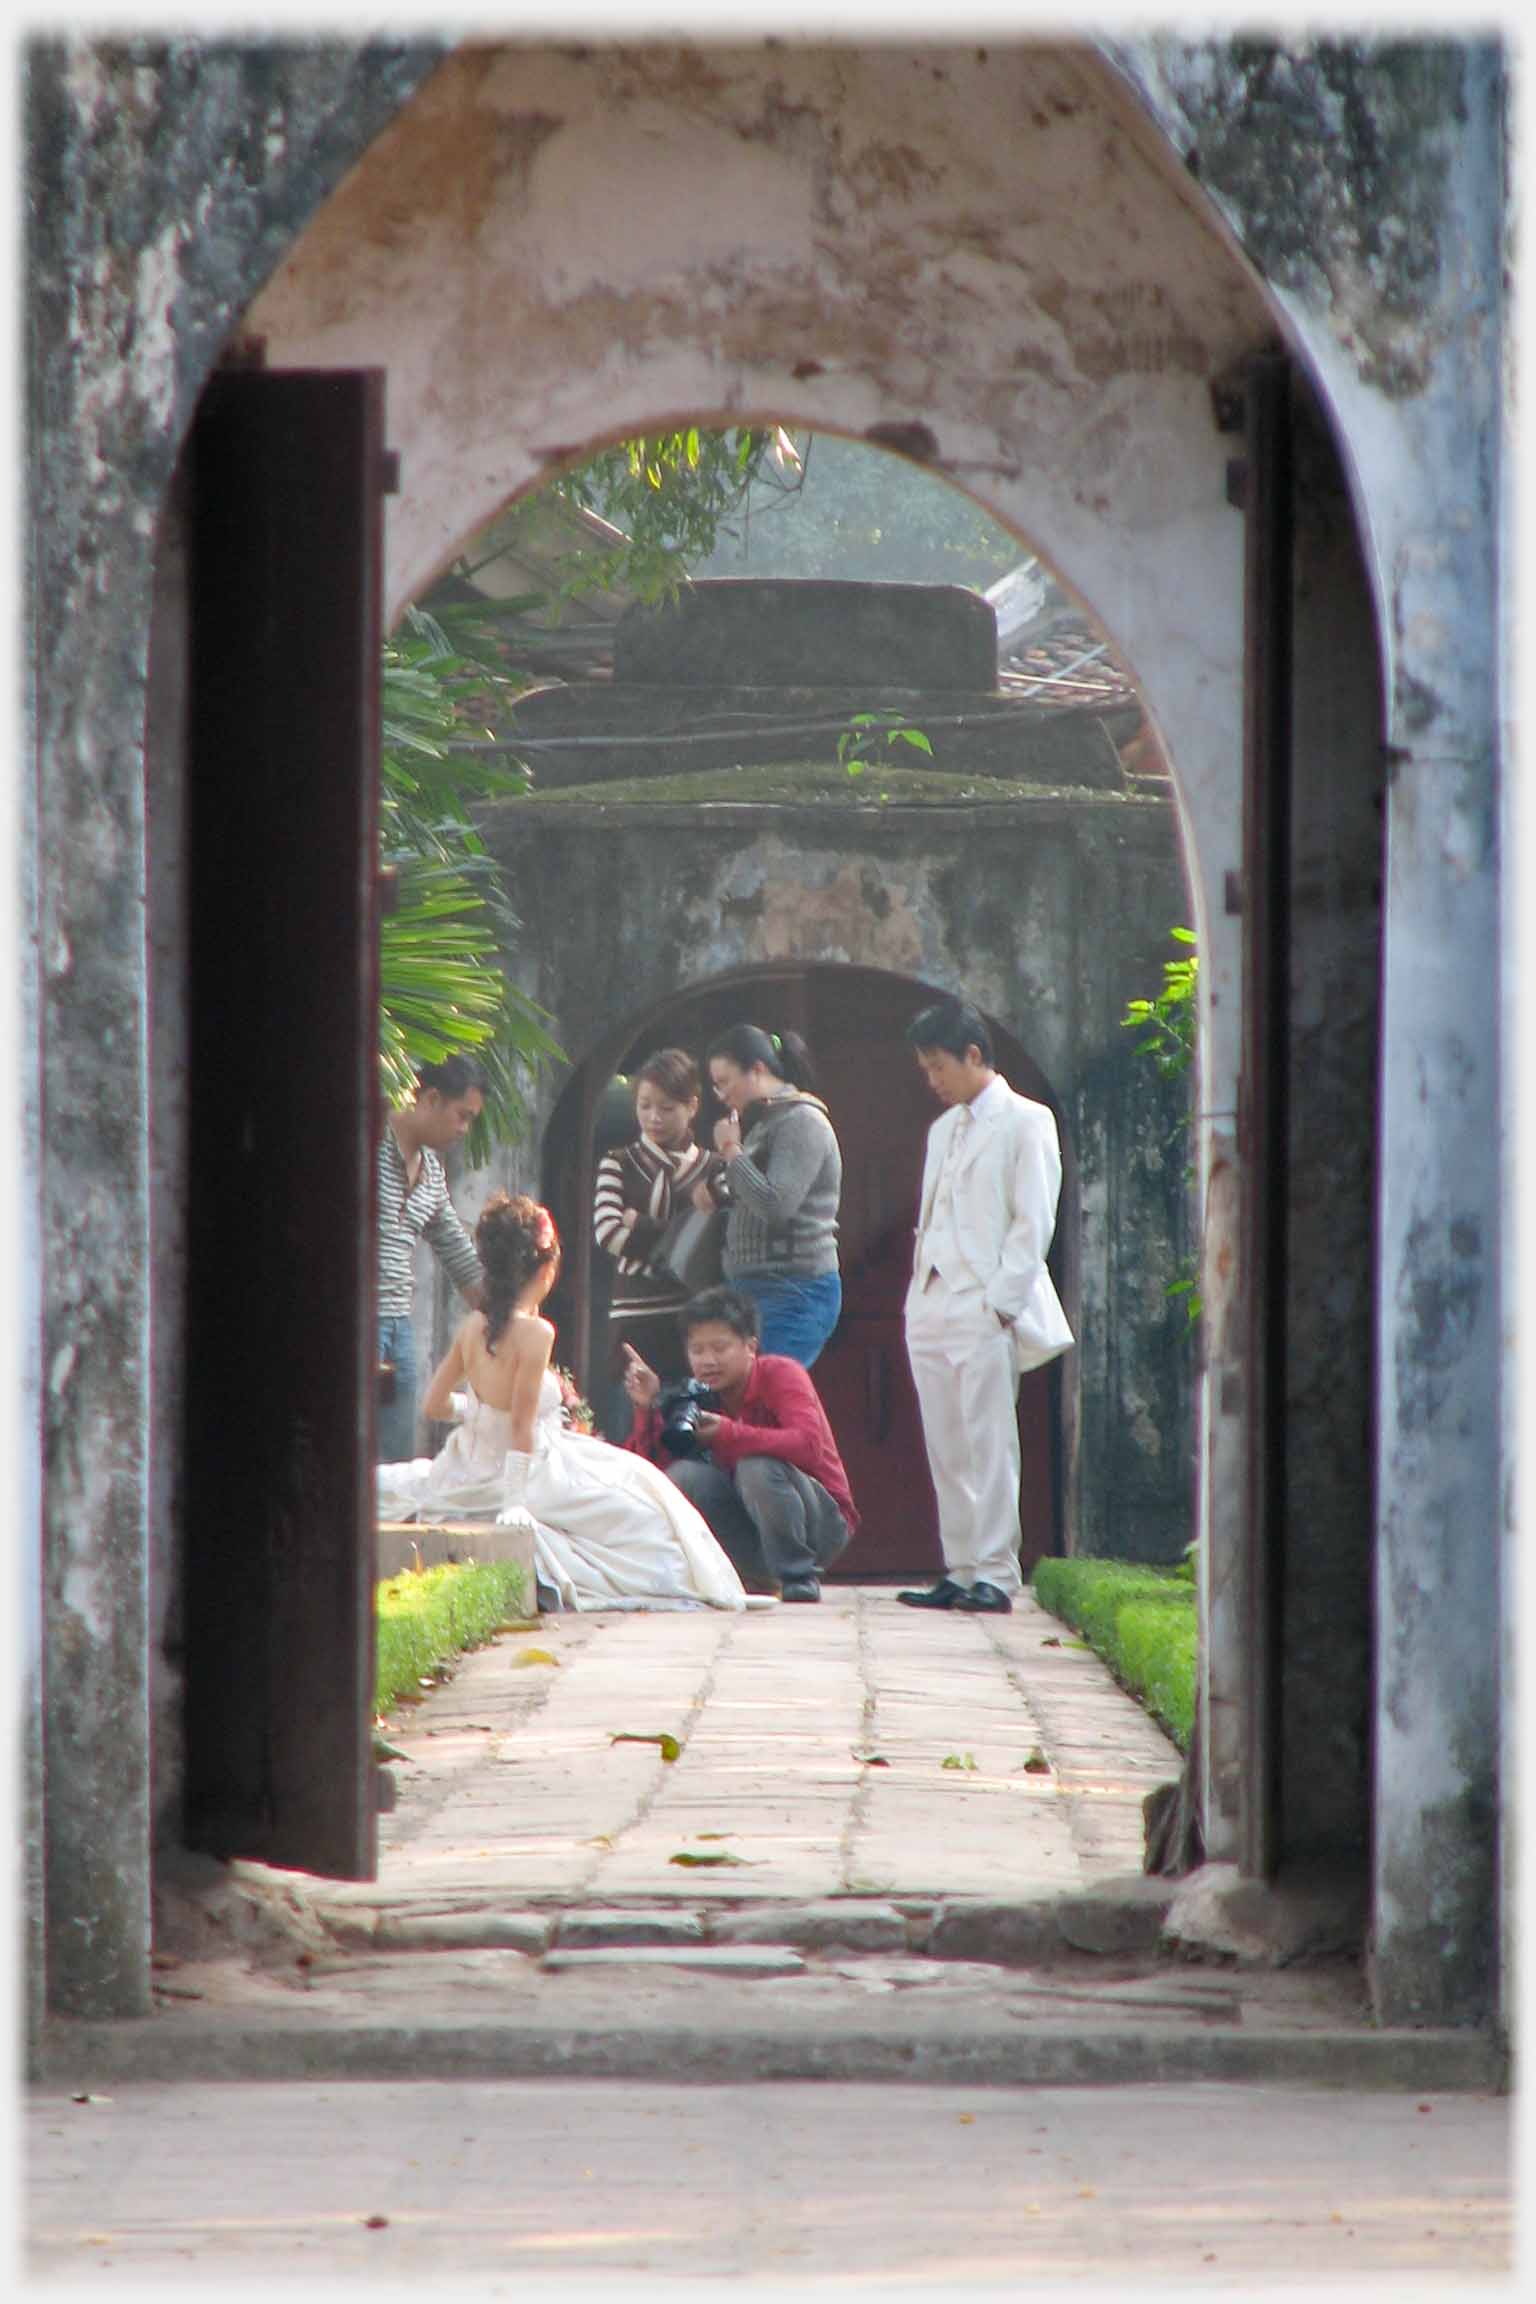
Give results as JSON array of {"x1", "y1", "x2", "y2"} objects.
[
  {"x1": 1122, "y1": 926, "x2": 1201, "y2": 1325},
  {"x1": 1121, "y1": 925, "x2": 1198, "y2": 1078},
  {"x1": 835, "y1": 709, "x2": 934, "y2": 777}
]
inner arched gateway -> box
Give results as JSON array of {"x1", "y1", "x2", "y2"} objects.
[{"x1": 539, "y1": 962, "x2": 1080, "y2": 1585}]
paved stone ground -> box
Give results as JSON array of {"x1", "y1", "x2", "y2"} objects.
[
  {"x1": 343, "y1": 1584, "x2": 1176, "y2": 1913},
  {"x1": 24, "y1": 2075, "x2": 1513, "y2": 2288},
  {"x1": 34, "y1": 1586, "x2": 1507, "y2": 2099},
  {"x1": 29, "y1": 1586, "x2": 1512, "y2": 2287}
]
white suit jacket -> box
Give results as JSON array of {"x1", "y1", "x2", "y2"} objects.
[{"x1": 906, "y1": 1079, "x2": 1075, "y2": 1374}]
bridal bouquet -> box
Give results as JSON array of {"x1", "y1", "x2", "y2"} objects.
[{"x1": 556, "y1": 1367, "x2": 596, "y2": 1434}]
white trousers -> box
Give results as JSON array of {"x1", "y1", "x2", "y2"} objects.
[{"x1": 905, "y1": 1267, "x2": 1024, "y2": 1595}]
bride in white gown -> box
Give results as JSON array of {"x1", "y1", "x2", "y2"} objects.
[{"x1": 377, "y1": 1191, "x2": 747, "y2": 1614}]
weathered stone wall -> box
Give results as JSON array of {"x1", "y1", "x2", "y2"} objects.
[
  {"x1": 1115, "y1": 37, "x2": 1508, "y2": 2012},
  {"x1": 472, "y1": 792, "x2": 1195, "y2": 1564},
  {"x1": 26, "y1": 36, "x2": 448, "y2": 2017}
]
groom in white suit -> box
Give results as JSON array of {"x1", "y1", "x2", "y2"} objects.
[{"x1": 898, "y1": 996, "x2": 1074, "y2": 1614}]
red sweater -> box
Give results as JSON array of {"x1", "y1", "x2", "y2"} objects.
[{"x1": 629, "y1": 1353, "x2": 859, "y2": 1535}]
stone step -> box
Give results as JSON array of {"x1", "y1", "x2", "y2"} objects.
[
  {"x1": 541, "y1": 1945, "x2": 806, "y2": 1979},
  {"x1": 308, "y1": 1886, "x2": 1177, "y2": 1966}
]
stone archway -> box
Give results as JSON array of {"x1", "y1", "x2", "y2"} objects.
[{"x1": 44, "y1": 34, "x2": 1505, "y2": 2036}]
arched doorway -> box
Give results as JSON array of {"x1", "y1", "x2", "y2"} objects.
[
  {"x1": 541, "y1": 962, "x2": 1076, "y2": 1581},
  {"x1": 100, "y1": 33, "x2": 1420, "y2": 2011}
]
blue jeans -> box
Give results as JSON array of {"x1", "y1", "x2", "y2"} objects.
[
  {"x1": 729, "y1": 1269, "x2": 842, "y2": 1367},
  {"x1": 377, "y1": 1314, "x2": 419, "y2": 1466}
]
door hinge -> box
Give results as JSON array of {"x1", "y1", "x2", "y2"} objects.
[{"x1": 218, "y1": 334, "x2": 267, "y2": 372}]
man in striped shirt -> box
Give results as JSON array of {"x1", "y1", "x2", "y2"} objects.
[{"x1": 378, "y1": 1054, "x2": 487, "y2": 1464}]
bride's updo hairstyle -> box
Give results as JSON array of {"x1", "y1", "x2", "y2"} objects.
[{"x1": 476, "y1": 1191, "x2": 561, "y2": 1348}]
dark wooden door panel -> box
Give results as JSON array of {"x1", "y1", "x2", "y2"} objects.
[
  {"x1": 1238, "y1": 354, "x2": 1294, "y2": 1878},
  {"x1": 182, "y1": 368, "x2": 385, "y2": 1879}
]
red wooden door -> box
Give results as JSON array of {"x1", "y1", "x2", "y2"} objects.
[
  {"x1": 806, "y1": 972, "x2": 1058, "y2": 1580},
  {"x1": 588, "y1": 965, "x2": 1063, "y2": 1579}
]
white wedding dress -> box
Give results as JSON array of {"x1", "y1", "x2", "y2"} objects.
[{"x1": 376, "y1": 1369, "x2": 749, "y2": 1614}]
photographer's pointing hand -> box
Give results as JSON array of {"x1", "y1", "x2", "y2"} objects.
[{"x1": 621, "y1": 1342, "x2": 661, "y2": 1411}]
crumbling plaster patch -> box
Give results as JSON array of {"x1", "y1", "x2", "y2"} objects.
[
  {"x1": 1105, "y1": 38, "x2": 1464, "y2": 393},
  {"x1": 1111, "y1": 35, "x2": 1501, "y2": 766},
  {"x1": 719, "y1": 844, "x2": 928, "y2": 976}
]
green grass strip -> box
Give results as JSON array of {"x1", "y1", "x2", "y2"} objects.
[
  {"x1": 1031, "y1": 1556, "x2": 1197, "y2": 1752},
  {"x1": 376, "y1": 1558, "x2": 533, "y2": 1718}
]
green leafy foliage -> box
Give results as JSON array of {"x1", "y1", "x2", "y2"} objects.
[
  {"x1": 375, "y1": 1559, "x2": 533, "y2": 1718},
  {"x1": 558, "y1": 426, "x2": 802, "y2": 603},
  {"x1": 1121, "y1": 925, "x2": 1202, "y2": 1326},
  {"x1": 381, "y1": 433, "x2": 805, "y2": 1156},
  {"x1": 1031, "y1": 1557, "x2": 1196, "y2": 1752},
  {"x1": 835, "y1": 709, "x2": 935, "y2": 778},
  {"x1": 1120, "y1": 925, "x2": 1198, "y2": 1080},
  {"x1": 380, "y1": 607, "x2": 563, "y2": 1162}
]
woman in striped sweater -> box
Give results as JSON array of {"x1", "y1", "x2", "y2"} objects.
[{"x1": 593, "y1": 1048, "x2": 719, "y2": 1433}]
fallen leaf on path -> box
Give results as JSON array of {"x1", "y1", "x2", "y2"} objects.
[
  {"x1": 511, "y1": 1648, "x2": 560, "y2": 1668},
  {"x1": 851, "y1": 1748, "x2": 891, "y2": 1766},
  {"x1": 1041, "y1": 1636, "x2": 1062, "y2": 1648},
  {"x1": 941, "y1": 1752, "x2": 978, "y2": 1772},
  {"x1": 694, "y1": 1831, "x2": 735, "y2": 1841},
  {"x1": 669, "y1": 1850, "x2": 752, "y2": 1867},
  {"x1": 610, "y1": 1731, "x2": 681, "y2": 1761},
  {"x1": 1021, "y1": 1748, "x2": 1051, "y2": 1775}
]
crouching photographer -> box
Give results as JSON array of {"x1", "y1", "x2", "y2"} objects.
[{"x1": 622, "y1": 1286, "x2": 857, "y2": 1604}]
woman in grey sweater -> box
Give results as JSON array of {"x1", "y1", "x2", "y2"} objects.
[{"x1": 700, "y1": 1022, "x2": 843, "y2": 1367}]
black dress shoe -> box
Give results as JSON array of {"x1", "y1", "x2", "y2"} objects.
[
  {"x1": 780, "y1": 1576, "x2": 821, "y2": 1602},
  {"x1": 955, "y1": 1581, "x2": 1013, "y2": 1614},
  {"x1": 896, "y1": 1577, "x2": 969, "y2": 1610}
]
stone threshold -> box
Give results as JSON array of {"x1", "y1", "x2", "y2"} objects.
[
  {"x1": 37, "y1": 2006, "x2": 1508, "y2": 2095},
  {"x1": 307, "y1": 1885, "x2": 1176, "y2": 1965}
]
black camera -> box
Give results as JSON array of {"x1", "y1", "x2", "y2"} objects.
[{"x1": 658, "y1": 1377, "x2": 720, "y2": 1457}]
